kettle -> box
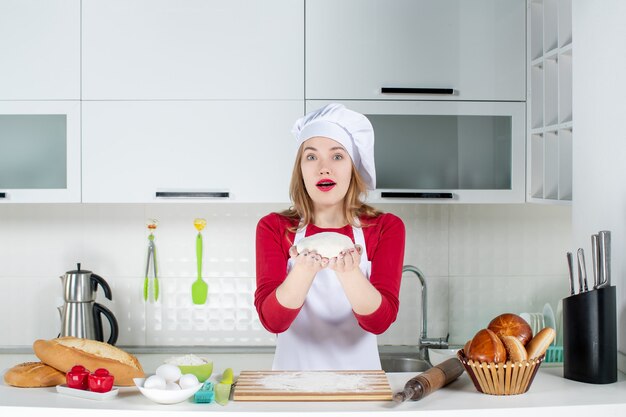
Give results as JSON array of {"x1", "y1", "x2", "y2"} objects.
[{"x1": 58, "y1": 263, "x2": 119, "y2": 345}]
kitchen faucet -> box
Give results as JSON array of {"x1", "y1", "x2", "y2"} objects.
[{"x1": 402, "y1": 265, "x2": 449, "y2": 361}]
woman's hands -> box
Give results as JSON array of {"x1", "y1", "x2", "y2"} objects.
[
  {"x1": 289, "y1": 244, "x2": 363, "y2": 273},
  {"x1": 279, "y1": 244, "x2": 381, "y2": 315},
  {"x1": 288, "y1": 246, "x2": 328, "y2": 273},
  {"x1": 327, "y1": 245, "x2": 363, "y2": 274}
]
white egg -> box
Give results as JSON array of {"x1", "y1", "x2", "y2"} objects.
[
  {"x1": 178, "y1": 373, "x2": 199, "y2": 390},
  {"x1": 156, "y1": 364, "x2": 182, "y2": 383},
  {"x1": 143, "y1": 374, "x2": 166, "y2": 390},
  {"x1": 165, "y1": 382, "x2": 182, "y2": 390}
]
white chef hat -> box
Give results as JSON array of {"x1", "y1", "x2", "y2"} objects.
[{"x1": 291, "y1": 103, "x2": 376, "y2": 190}]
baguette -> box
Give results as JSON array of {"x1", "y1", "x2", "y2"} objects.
[
  {"x1": 3, "y1": 362, "x2": 66, "y2": 388},
  {"x1": 33, "y1": 337, "x2": 144, "y2": 386}
]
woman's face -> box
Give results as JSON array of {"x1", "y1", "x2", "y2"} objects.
[{"x1": 300, "y1": 136, "x2": 353, "y2": 209}]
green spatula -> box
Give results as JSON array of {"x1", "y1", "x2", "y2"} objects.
[{"x1": 192, "y1": 218, "x2": 208, "y2": 304}]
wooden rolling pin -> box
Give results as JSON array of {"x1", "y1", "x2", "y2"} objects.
[{"x1": 393, "y1": 358, "x2": 464, "y2": 402}]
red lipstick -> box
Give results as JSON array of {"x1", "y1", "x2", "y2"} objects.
[{"x1": 316, "y1": 178, "x2": 336, "y2": 192}]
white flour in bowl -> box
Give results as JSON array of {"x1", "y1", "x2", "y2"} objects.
[
  {"x1": 164, "y1": 354, "x2": 209, "y2": 366},
  {"x1": 258, "y1": 372, "x2": 367, "y2": 392}
]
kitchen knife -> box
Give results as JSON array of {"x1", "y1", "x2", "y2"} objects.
[
  {"x1": 598, "y1": 230, "x2": 611, "y2": 288},
  {"x1": 577, "y1": 248, "x2": 588, "y2": 293},
  {"x1": 566, "y1": 252, "x2": 575, "y2": 295},
  {"x1": 591, "y1": 234, "x2": 600, "y2": 289}
]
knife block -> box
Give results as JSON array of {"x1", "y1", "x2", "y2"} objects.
[{"x1": 562, "y1": 286, "x2": 617, "y2": 384}]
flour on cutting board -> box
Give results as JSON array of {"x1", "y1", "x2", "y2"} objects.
[{"x1": 258, "y1": 372, "x2": 367, "y2": 392}]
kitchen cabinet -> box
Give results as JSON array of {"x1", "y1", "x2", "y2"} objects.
[
  {"x1": 0, "y1": 101, "x2": 81, "y2": 203},
  {"x1": 306, "y1": 0, "x2": 526, "y2": 102},
  {"x1": 82, "y1": 0, "x2": 303, "y2": 100},
  {"x1": 306, "y1": 100, "x2": 526, "y2": 204},
  {"x1": 82, "y1": 101, "x2": 302, "y2": 203},
  {"x1": 0, "y1": 0, "x2": 80, "y2": 100},
  {"x1": 527, "y1": 0, "x2": 573, "y2": 203}
]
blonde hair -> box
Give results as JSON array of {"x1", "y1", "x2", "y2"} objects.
[{"x1": 280, "y1": 144, "x2": 381, "y2": 231}]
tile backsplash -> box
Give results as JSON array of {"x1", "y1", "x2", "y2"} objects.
[{"x1": 0, "y1": 203, "x2": 571, "y2": 348}]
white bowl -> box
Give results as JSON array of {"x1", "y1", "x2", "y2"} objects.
[
  {"x1": 428, "y1": 348, "x2": 461, "y2": 366},
  {"x1": 133, "y1": 378, "x2": 203, "y2": 405}
]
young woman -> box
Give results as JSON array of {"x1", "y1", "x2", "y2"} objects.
[{"x1": 255, "y1": 103, "x2": 405, "y2": 370}]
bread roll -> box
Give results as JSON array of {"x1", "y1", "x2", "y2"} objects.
[
  {"x1": 525, "y1": 327, "x2": 556, "y2": 359},
  {"x1": 463, "y1": 339, "x2": 472, "y2": 356},
  {"x1": 33, "y1": 337, "x2": 144, "y2": 386},
  {"x1": 488, "y1": 313, "x2": 533, "y2": 346},
  {"x1": 467, "y1": 329, "x2": 507, "y2": 363},
  {"x1": 3, "y1": 362, "x2": 66, "y2": 388},
  {"x1": 296, "y1": 232, "x2": 354, "y2": 258},
  {"x1": 500, "y1": 335, "x2": 528, "y2": 362}
]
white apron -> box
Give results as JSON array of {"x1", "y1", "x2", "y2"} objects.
[{"x1": 272, "y1": 225, "x2": 381, "y2": 370}]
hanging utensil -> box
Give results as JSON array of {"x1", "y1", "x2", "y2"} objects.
[
  {"x1": 566, "y1": 252, "x2": 575, "y2": 295},
  {"x1": 144, "y1": 219, "x2": 159, "y2": 302},
  {"x1": 192, "y1": 218, "x2": 208, "y2": 304}
]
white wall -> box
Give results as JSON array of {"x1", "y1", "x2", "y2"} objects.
[
  {"x1": 0, "y1": 203, "x2": 570, "y2": 349},
  {"x1": 572, "y1": 1, "x2": 626, "y2": 371}
]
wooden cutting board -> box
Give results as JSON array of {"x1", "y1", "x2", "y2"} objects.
[{"x1": 233, "y1": 370, "x2": 392, "y2": 401}]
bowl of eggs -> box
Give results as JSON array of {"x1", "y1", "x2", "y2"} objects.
[{"x1": 134, "y1": 364, "x2": 203, "y2": 404}]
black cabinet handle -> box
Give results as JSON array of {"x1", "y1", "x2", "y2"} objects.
[
  {"x1": 381, "y1": 87, "x2": 454, "y2": 95},
  {"x1": 155, "y1": 191, "x2": 230, "y2": 199},
  {"x1": 0, "y1": 192, "x2": 5, "y2": 199},
  {"x1": 381, "y1": 192, "x2": 454, "y2": 199}
]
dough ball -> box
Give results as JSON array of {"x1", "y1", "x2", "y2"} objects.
[{"x1": 296, "y1": 232, "x2": 354, "y2": 258}]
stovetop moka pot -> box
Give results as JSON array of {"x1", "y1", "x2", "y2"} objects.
[{"x1": 58, "y1": 263, "x2": 119, "y2": 345}]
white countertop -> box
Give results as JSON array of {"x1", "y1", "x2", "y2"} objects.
[{"x1": 2, "y1": 353, "x2": 626, "y2": 417}]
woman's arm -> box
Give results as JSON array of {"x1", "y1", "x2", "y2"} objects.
[
  {"x1": 344, "y1": 214, "x2": 406, "y2": 334},
  {"x1": 254, "y1": 214, "x2": 300, "y2": 333},
  {"x1": 255, "y1": 214, "x2": 325, "y2": 333}
]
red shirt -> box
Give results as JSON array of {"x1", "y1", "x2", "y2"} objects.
[{"x1": 255, "y1": 212, "x2": 405, "y2": 335}]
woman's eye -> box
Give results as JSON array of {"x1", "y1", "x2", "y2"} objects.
[
  {"x1": 333, "y1": 154, "x2": 343, "y2": 160},
  {"x1": 305, "y1": 154, "x2": 316, "y2": 161}
]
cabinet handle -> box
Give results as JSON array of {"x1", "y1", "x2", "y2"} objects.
[
  {"x1": 381, "y1": 87, "x2": 454, "y2": 95},
  {"x1": 0, "y1": 192, "x2": 5, "y2": 199},
  {"x1": 381, "y1": 192, "x2": 454, "y2": 199},
  {"x1": 155, "y1": 191, "x2": 230, "y2": 199}
]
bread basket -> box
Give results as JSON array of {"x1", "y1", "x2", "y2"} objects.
[{"x1": 457, "y1": 349, "x2": 544, "y2": 395}]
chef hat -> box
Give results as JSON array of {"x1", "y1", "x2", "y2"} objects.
[{"x1": 291, "y1": 103, "x2": 376, "y2": 190}]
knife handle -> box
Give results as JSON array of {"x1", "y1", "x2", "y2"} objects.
[
  {"x1": 576, "y1": 248, "x2": 587, "y2": 293},
  {"x1": 591, "y1": 234, "x2": 600, "y2": 289},
  {"x1": 566, "y1": 252, "x2": 575, "y2": 295},
  {"x1": 598, "y1": 230, "x2": 611, "y2": 287}
]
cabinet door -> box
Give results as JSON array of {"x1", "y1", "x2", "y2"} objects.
[
  {"x1": 0, "y1": 0, "x2": 80, "y2": 99},
  {"x1": 306, "y1": 0, "x2": 525, "y2": 101},
  {"x1": 82, "y1": 101, "x2": 302, "y2": 203},
  {"x1": 82, "y1": 0, "x2": 303, "y2": 100},
  {"x1": 306, "y1": 100, "x2": 526, "y2": 204},
  {"x1": 0, "y1": 101, "x2": 81, "y2": 203}
]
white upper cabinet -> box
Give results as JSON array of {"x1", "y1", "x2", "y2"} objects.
[
  {"x1": 82, "y1": 0, "x2": 304, "y2": 100},
  {"x1": 82, "y1": 101, "x2": 302, "y2": 203},
  {"x1": 0, "y1": 0, "x2": 80, "y2": 99},
  {"x1": 0, "y1": 101, "x2": 81, "y2": 203},
  {"x1": 306, "y1": 0, "x2": 526, "y2": 101}
]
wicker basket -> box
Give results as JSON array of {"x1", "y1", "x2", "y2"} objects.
[{"x1": 457, "y1": 350, "x2": 544, "y2": 395}]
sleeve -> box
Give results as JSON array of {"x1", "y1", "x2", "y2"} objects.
[
  {"x1": 254, "y1": 214, "x2": 302, "y2": 333},
  {"x1": 353, "y1": 213, "x2": 405, "y2": 334}
]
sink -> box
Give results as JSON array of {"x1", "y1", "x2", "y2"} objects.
[{"x1": 379, "y1": 355, "x2": 431, "y2": 373}]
